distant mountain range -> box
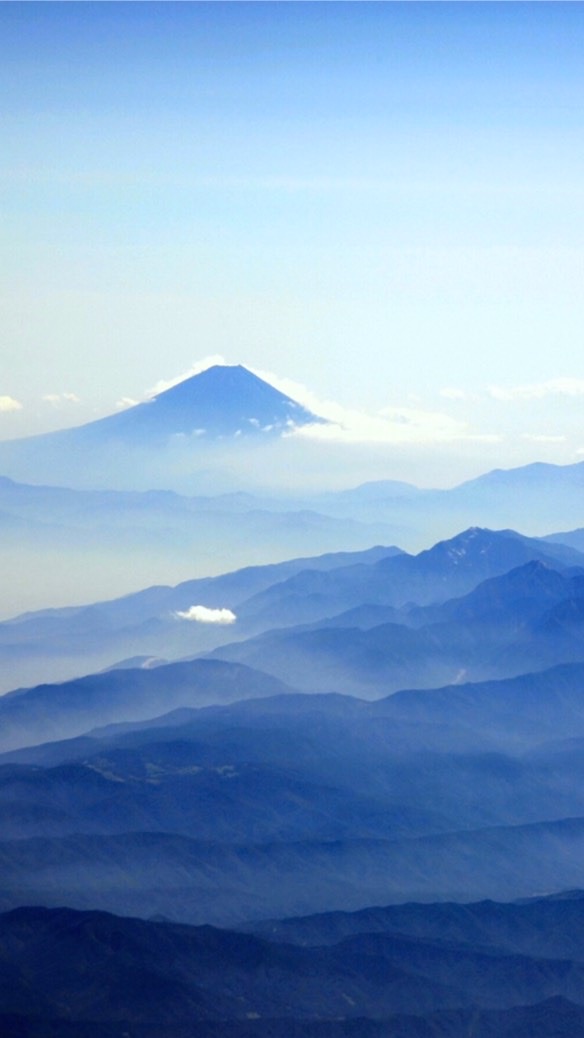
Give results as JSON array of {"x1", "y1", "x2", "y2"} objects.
[
  {"x1": 209, "y1": 548, "x2": 584, "y2": 696},
  {"x1": 3, "y1": 363, "x2": 584, "y2": 1034},
  {"x1": 0, "y1": 362, "x2": 582, "y2": 525},
  {"x1": 0, "y1": 362, "x2": 583, "y2": 622},
  {"x1": 3, "y1": 892, "x2": 584, "y2": 1038},
  {"x1": 3, "y1": 525, "x2": 584, "y2": 695},
  {"x1": 315, "y1": 460, "x2": 584, "y2": 538},
  {"x1": 0, "y1": 472, "x2": 402, "y2": 619},
  {"x1": 1, "y1": 505, "x2": 584, "y2": 1032},
  {"x1": 0, "y1": 541, "x2": 404, "y2": 692},
  {"x1": 0, "y1": 458, "x2": 583, "y2": 622},
  {"x1": 2, "y1": 896, "x2": 584, "y2": 1036},
  {"x1": 3, "y1": 660, "x2": 584, "y2": 924},
  {"x1": 0, "y1": 368, "x2": 582, "y2": 1017}
]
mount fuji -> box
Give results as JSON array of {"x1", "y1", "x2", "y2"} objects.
[
  {"x1": 14, "y1": 365, "x2": 325, "y2": 448},
  {"x1": 65, "y1": 364, "x2": 325, "y2": 445},
  {"x1": 0, "y1": 365, "x2": 327, "y2": 490}
]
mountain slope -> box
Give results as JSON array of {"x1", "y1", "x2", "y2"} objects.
[
  {"x1": 3, "y1": 816, "x2": 584, "y2": 924},
  {"x1": 233, "y1": 528, "x2": 583, "y2": 631},
  {"x1": 3, "y1": 903, "x2": 584, "y2": 1032},
  {"x1": 1, "y1": 525, "x2": 581, "y2": 697},
  {"x1": 4, "y1": 664, "x2": 584, "y2": 920},
  {"x1": 250, "y1": 890, "x2": 584, "y2": 960},
  {"x1": 0, "y1": 542, "x2": 403, "y2": 693},
  {"x1": 0, "y1": 659, "x2": 299, "y2": 753},
  {"x1": 209, "y1": 576, "x2": 584, "y2": 699},
  {"x1": 314, "y1": 461, "x2": 584, "y2": 544}
]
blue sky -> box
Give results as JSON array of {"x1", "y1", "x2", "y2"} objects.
[{"x1": 2, "y1": 2, "x2": 584, "y2": 485}]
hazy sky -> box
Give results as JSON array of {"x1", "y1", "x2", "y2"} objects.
[{"x1": 2, "y1": 1, "x2": 584, "y2": 485}]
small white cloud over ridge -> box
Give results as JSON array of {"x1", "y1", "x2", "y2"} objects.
[{"x1": 175, "y1": 605, "x2": 236, "y2": 624}]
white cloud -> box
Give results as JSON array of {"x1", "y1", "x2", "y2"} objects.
[
  {"x1": 249, "y1": 366, "x2": 337, "y2": 417},
  {"x1": 115, "y1": 397, "x2": 139, "y2": 410},
  {"x1": 147, "y1": 356, "x2": 227, "y2": 398},
  {"x1": 440, "y1": 387, "x2": 468, "y2": 401},
  {"x1": 43, "y1": 392, "x2": 80, "y2": 407},
  {"x1": 489, "y1": 377, "x2": 584, "y2": 401},
  {"x1": 175, "y1": 605, "x2": 236, "y2": 624},
  {"x1": 250, "y1": 365, "x2": 499, "y2": 445},
  {"x1": 0, "y1": 396, "x2": 23, "y2": 412},
  {"x1": 520, "y1": 434, "x2": 566, "y2": 443},
  {"x1": 287, "y1": 403, "x2": 499, "y2": 446}
]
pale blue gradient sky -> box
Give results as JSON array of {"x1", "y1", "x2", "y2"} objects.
[{"x1": 2, "y1": 2, "x2": 584, "y2": 484}]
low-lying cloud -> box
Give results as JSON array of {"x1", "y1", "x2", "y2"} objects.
[
  {"x1": 251, "y1": 366, "x2": 498, "y2": 446},
  {"x1": 287, "y1": 405, "x2": 496, "y2": 446},
  {"x1": 175, "y1": 605, "x2": 236, "y2": 624}
]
